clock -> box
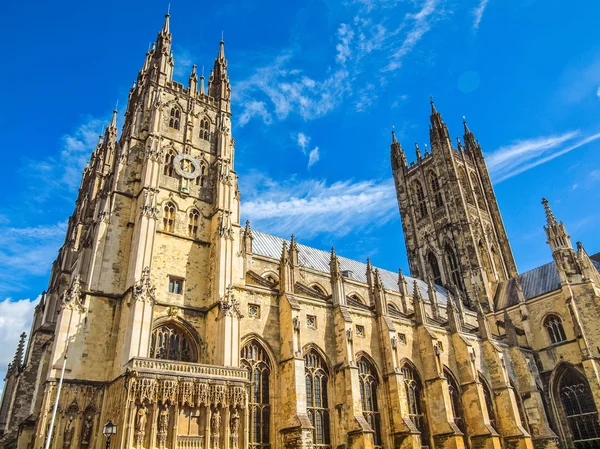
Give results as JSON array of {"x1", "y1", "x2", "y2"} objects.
[{"x1": 173, "y1": 154, "x2": 202, "y2": 180}]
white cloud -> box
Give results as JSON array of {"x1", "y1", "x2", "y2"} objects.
[
  {"x1": 0, "y1": 297, "x2": 39, "y2": 394},
  {"x1": 336, "y1": 23, "x2": 355, "y2": 65},
  {"x1": 488, "y1": 130, "x2": 600, "y2": 183},
  {"x1": 297, "y1": 132, "x2": 310, "y2": 153},
  {"x1": 383, "y1": 0, "x2": 440, "y2": 72},
  {"x1": 238, "y1": 101, "x2": 272, "y2": 126},
  {"x1": 596, "y1": 86, "x2": 600, "y2": 99},
  {"x1": 472, "y1": 0, "x2": 489, "y2": 30},
  {"x1": 308, "y1": 147, "x2": 320, "y2": 168},
  {"x1": 241, "y1": 175, "x2": 397, "y2": 238}
]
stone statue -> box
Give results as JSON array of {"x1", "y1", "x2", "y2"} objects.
[
  {"x1": 81, "y1": 415, "x2": 93, "y2": 445},
  {"x1": 210, "y1": 409, "x2": 221, "y2": 449},
  {"x1": 63, "y1": 415, "x2": 75, "y2": 449},
  {"x1": 136, "y1": 405, "x2": 147, "y2": 433},
  {"x1": 158, "y1": 405, "x2": 169, "y2": 434},
  {"x1": 230, "y1": 409, "x2": 240, "y2": 449}
]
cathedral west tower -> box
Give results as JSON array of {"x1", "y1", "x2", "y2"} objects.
[{"x1": 391, "y1": 100, "x2": 518, "y2": 309}]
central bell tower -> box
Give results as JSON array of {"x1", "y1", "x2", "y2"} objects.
[{"x1": 391, "y1": 100, "x2": 517, "y2": 309}]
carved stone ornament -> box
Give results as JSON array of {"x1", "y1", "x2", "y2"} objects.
[
  {"x1": 210, "y1": 409, "x2": 221, "y2": 449},
  {"x1": 346, "y1": 328, "x2": 353, "y2": 343},
  {"x1": 157, "y1": 404, "x2": 169, "y2": 446},
  {"x1": 292, "y1": 317, "x2": 300, "y2": 332},
  {"x1": 133, "y1": 267, "x2": 157, "y2": 304},
  {"x1": 61, "y1": 276, "x2": 85, "y2": 312},
  {"x1": 140, "y1": 188, "x2": 160, "y2": 219},
  {"x1": 218, "y1": 285, "x2": 243, "y2": 319},
  {"x1": 217, "y1": 212, "x2": 233, "y2": 239},
  {"x1": 135, "y1": 404, "x2": 147, "y2": 447},
  {"x1": 230, "y1": 409, "x2": 240, "y2": 449}
]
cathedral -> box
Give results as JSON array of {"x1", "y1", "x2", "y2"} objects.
[{"x1": 3, "y1": 13, "x2": 600, "y2": 449}]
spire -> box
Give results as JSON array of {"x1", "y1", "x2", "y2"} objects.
[
  {"x1": 208, "y1": 37, "x2": 230, "y2": 103},
  {"x1": 390, "y1": 126, "x2": 407, "y2": 170},
  {"x1": 110, "y1": 107, "x2": 117, "y2": 128},
  {"x1": 412, "y1": 280, "x2": 427, "y2": 325},
  {"x1": 330, "y1": 246, "x2": 346, "y2": 306},
  {"x1": 162, "y1": 10, "x2": 170, "y2": 34},
  {"x1": 373, "y1": 269, "x2": 388, "y2": 315},
  {"x1": 151, "y1": 12, "x2": 174, "y2": 83},
  {"x1": 542, "y1": 198, "x2": 558, "y2": 227},
  {"x1": 366, "y1": 258, "x2": 374, "y2": 289},
  {"x1": 428, "y1": 97, "x2": 450, "y2": 148},
  {"x1": 289, "y1": 234, "x2": 299, "y2": 266},
  {"x1": 456, "y1": 137, "x2": 464, "y2": 154},
  {"x1": 200, "y1": 66, "x2": 205, "y2": 95},
  {"x1": 243, "y1": 220, "x2": 253, "y2": 254},
  {"x1": 189, "y1": 64, "x2": 198, "y2": 93},
  {"x1": 12, "y1": 332, "x2": 26, "y2": 371},
  {"x1": 542, "y1": 198, "x2": 572, "y2": 252},
  {"x1": 462, "y1": 116, "x2": 480, "y2": 154},
  {"x1": 415, "y1": 143, "x2": 422, "y2": 161}
]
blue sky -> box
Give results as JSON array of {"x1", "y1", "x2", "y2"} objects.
[{"x1": 1, "y1": 0, "x2": 600, "y2": 375}]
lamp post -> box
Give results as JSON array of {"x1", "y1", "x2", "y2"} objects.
[{"x1": 102, "y1": 420, "x2": 117, "y2": 449}]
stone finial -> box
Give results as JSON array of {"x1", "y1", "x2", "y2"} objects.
[
  {"x1": 447, "y1": 297, "x2": 462, "y2": 333},
  {"x1": 541, "y1": 198, "x2": 558, "y2": 227},
  {"x1": 415, "y1": 143, "x2": 422, "y2": 161},
  {"x1": 413, "y1": 280, "x2": 427, "y2": 325}
]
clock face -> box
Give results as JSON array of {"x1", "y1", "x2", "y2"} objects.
[{"x1": 173, "y1": 154, "x2": 202, "y2": 180}]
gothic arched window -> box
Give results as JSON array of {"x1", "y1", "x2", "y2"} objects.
[
  {"x1": 164, "y1": 150, "x2": 176, "y2": 177},
  {"x1": 429, "y1": 171, "x2": 444, "y2": 209},
  {"x1": 445, "y1": 245, "x2": 464, "y2": 293},
  {"x1": 358, "y1": 357, "x2": 382, "y2": 447},
  {"x1": 169, "y1": 107, "x2": 181, "y2": 130},
  {"x1": 480, "y1": 375, "x2": 497, "y2": 430},
  {"x1": 559, "y1": 368, "x2": 600, "y2": 445},
  {"x1": 458, "y1": 168, "x2": 474, "y2": 205},
  {"x1": 428, "y1": 252, "x2": 442, "y2": 285},
  {"x1": 188, "y1": 209, "x2": 200, "y2": 238},
  {"x1": 241, "y1": 341, "x2": 271, "y2": 449},
  {"x1": 150, "y1": 322, "x2": 197, "y2": 362},
  {"x1": 471, "y1": 173, "x2": 486, "y2": 211},
  {"x1": 445, "y1": 369, "x2": 465, "y2": 435},
  {"x1": 544, "y1": 314, "x2": 567, "y2": 344},
  {"x1": 195, "y1": 164, "x2": 206, "y2": 187},
  {"x1": 413, "y1": 181, "x2": 427, "y2": 220},
  {"x1": 163, "y1": 202, "x2": 175, "y2": 233},
  {"x1": 305, "y1": 350, "x2": 331, "y2": 448},
  {"x1": 402, "y1": 363, "x2": 428, "y2": 442},
  {"x1": 200, "y1": 118, "x2": 210, "y2": 140}
]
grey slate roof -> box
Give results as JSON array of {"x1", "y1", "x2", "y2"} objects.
[{"x1": 252, "y1": 230, "x2": 449, "y2": 304}]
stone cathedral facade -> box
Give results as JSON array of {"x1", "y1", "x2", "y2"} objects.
[{"x1": 2, "y1": 14, "x2": 600, "y2": 449}]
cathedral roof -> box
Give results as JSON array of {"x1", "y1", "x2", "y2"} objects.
[
  {"x1": 495, "y1": 257, "x2": 600, "y2": 309},
  {"x1": 252, "y1": 230, "x2": 449, "y2": 304}
]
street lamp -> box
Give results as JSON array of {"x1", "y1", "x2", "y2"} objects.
[{"x1": 102, "y1": 420, "x2": 117, "y2": 449}]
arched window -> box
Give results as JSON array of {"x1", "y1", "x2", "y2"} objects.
[
  {"x1": 264, "y1": 273, "x2": 278, "y2": 285},
  {"x1": 458, "y1": 168, "x2": 474, "y2": 205},
  {"x1": 305, "y1": 350, "x2": 331, "y2": 448},
  {"x1": 445, "y1": 245, "x2": 464, "y2": 293},
  {"x1": 188, "y1": 209, "x2": 200, "y2": 238},
  {"x1": 358, "y1": 357, "x2": 382, "y2": 447},
  {"x1": 163, "y1": 202, "x2": 175, "y2": 233},
  {"x1": 150, "y1": 322, "x2": 197, "y2": 362},
  {"x1": 169, "y1": 107, "x2": 181, "y2": 130},
  {"x1": 164, "y1": 150, "x2": 176, "y2": 177},
  {"x1": 480, "y1": 375, "x2": 497, "y2": 431},
  {"x1": 428, "y1": 252, "x2": 442, "y2": 285},
  {"x1": 545, "y1": 314, "x2": 567, "y2": 344},
  {"x1": 195, "y1": 164, "x2": 206, "y2": 187},
  {"x1": 311, "y1": 284, "x2": 326, "y2": 295},
  {"x1": 200, "y1": 118, "x2": 210, "y2": 140},
  {"x1": 388, "y1": 303, "x2": 402, "y2": 317},
  {"x1": 402, "y1": 363, "x2": 428, "y2": 443},
  {"x1": 413, "y1": 181, "x2": 427, "y2": 220},
  {"x1": 241, "y1": 341, "x2": 271, "y2": 449},
  {"x1": 445, "y1": 369, "x2": 465, "y2": 435},
  {"x1": 429, "y1": 171, "x2": 444, "y2": 209},
  {"x1": 471, "y1": 173, "x2": 486, "y2": 211},
  {"x1": 559, "y1": 368, "x2": 600, "y2": 445}
]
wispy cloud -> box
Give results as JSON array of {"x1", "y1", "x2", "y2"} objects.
[
  {"x1": 173, "y1": 47, "x2": 195, "y2": 78},
  {"x1": 0, "y1": 222, "x2": 67, "y2": 294},
  {"x1": 596, "y1": 86, "x2": 600, "y2": 99},
  {"x1": 472, "y1": 0, "x2": 489, "y2": 30},
  {"x1": 0, "y1": 297, "x2": 39, "y2": 394},
  {"x1": 488, "y1": 130, "x2": 600, "y2": 183},
  {"x1": 235, "y1": 0, "x2": 446, "y2": 123},
  {"x1": 308, "y1": 147, "x2": 320, "y2": 168},
  {"x1": 241, "y1": 174, "x2": 396, "y2": 238},
  {"x1": 297, "y1": 132, "x2": 310, "y2": 153},
  {"x1": 26, "y1": 116, "x2": 109, "y2": 202}
]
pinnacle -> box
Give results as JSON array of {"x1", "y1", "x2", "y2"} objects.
[{"x1": 542, "y1": 198, "x2": 558, "y2": 226}]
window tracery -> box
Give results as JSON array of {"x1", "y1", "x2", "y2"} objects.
[
  {"x1": 187, "y1": 209, "x2": 200, "y2": 237},
  {"x1": 559, "y1": 368, "x2": 600, "y2": 446},
  {"x1": 413, "y1": 181, "x2": 427, "y2": 219},
  {"x1": 169, "y1": 107, "x2": 181, "y2": 130},
  {"x1": 195, "y1": 164, "x2": 206, "y2": 187},
  {"x1": 150, "y1": 322, "x2": 197, "y2": 362},
  {"x1": 305, "y1": 350, "x2": 331, "y2": 448},
  {"x1": 358, "y1": 358, "x2": 382, "y2": 448},
  {"x1": 445, "y1": 245, "x2": 464, "y2": 293},
  {"x1": 163, "y1": 202, "x2": 175, "y2": 233},
  {"x1": 544, "y1": 314, "x2": 567, "y2": 344},
  {"x1": 428, "y1": 252, "x2": 442, "y2": 285},
  {"x1": 200, "y1": 118, "x2": 210, "y2": 140},
  {"x1": 241, "y1": 341, "x2": 271, "y2": 449},
  {"x1": 402, "y1": 364, "x2": 428, "y2": 443},
  {"x1": 164, "y1": 150, "x2": 176, "y2": 177},
  {"x1": 429, "y1": 171, "x2": 444, "y2": 209}
]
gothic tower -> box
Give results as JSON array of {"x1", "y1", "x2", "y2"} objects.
[{"x1": 391, "y1": 100, "x2": 518, "y2": 309}]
